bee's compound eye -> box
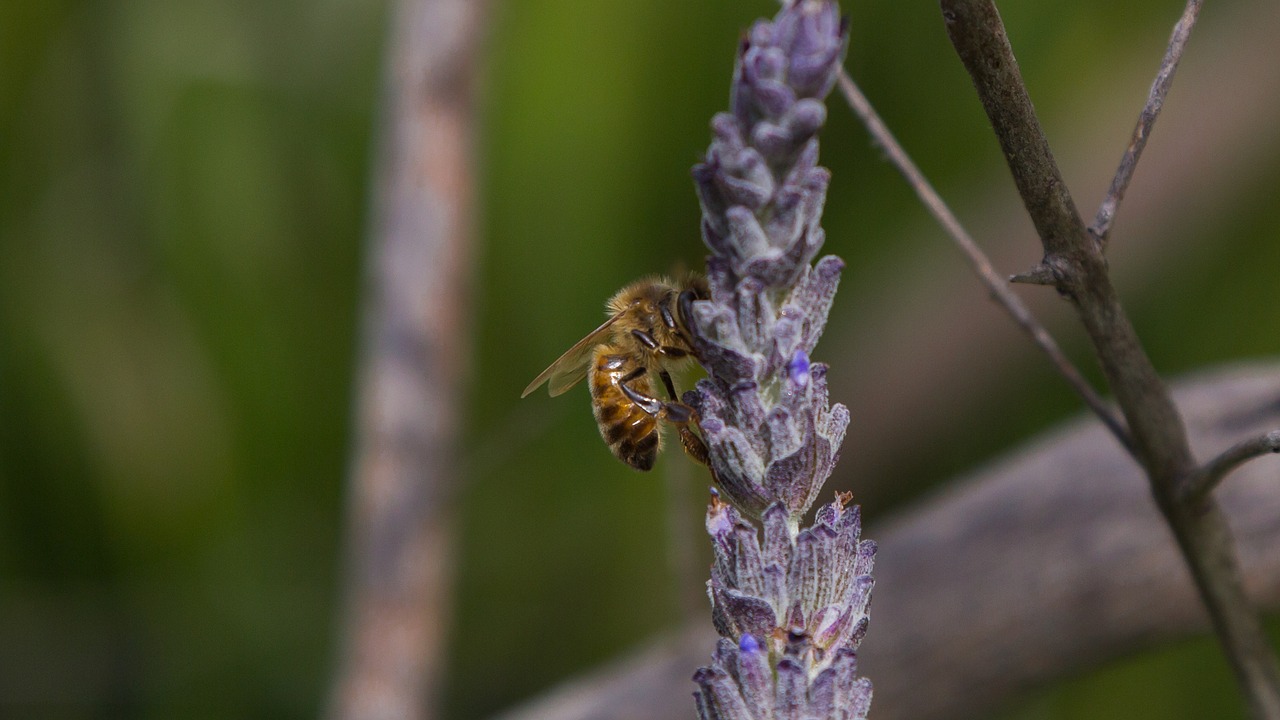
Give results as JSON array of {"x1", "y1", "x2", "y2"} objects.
[{"x1": 678, "y1": 290, "x2": 698, "y2": 326}]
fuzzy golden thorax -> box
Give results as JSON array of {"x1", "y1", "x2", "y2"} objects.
[{"x1": 607, "y1": 276, "x2": 702, "y2": 359}]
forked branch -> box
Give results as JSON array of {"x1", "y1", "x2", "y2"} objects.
[
  {"x1": 939, "y1": 0, "x2": 1280, "y2": 716},
  {"x1": 1183, "y1": 430, "x2": 1280, "y2": 504}
]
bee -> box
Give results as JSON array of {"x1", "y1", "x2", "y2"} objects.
[{"x1": 521, "y1": 274, "x2": 711, "y2": 471}]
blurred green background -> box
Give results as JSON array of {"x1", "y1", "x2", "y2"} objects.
[{"x1": 3, "y1": 0, "x2": 1280, "y2": 718}]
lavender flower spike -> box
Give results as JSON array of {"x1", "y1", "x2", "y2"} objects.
[
  {"x1": 688, "y1": 0, "x2": 850, "y2": 522},
  {"x1": 689, "y1": 3, "x2": 874, "y2": 719}
]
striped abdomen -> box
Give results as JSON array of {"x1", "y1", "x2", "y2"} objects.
[{"x1": 590, "y1": 346, "x2": 660, "y2": 471}]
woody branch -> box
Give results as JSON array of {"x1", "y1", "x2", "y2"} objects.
[{"x1": 938, "y1": 0, "x2": 1280, "y2": 716}]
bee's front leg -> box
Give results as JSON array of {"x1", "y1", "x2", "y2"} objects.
[
  {"x1": 619, "y1": 378, "x2": 712, "y2": 469},
  {"x1": 657, "y1": 369, "x2": 713, "y2": 470},
  {"x1": 631, "y1": 328, "x2": 693, "y2": 367}
]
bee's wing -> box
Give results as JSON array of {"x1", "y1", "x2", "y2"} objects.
[{"x1": 521, "y1": 313, "x2": 623, "y2": 398}]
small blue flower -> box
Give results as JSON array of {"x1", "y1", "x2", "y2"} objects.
[{"x1": 788, "y1": 349, "x2": 811, "y2": 388}]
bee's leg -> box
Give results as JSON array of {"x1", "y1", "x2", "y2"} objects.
[
  {"x1": 676, "y1": 419, "x2": 712, "y2": 468},
  {"x1": 660, "y1": 303, "x2": 679, "y2": 331},
  {"x1": 630, "y1": 329, "x2": 659, "y2": 350},
  {"x1": 631, "y1": 328, "x2": 693, "y2": 364},
  {"x1": 620, "y1": 379, "x2": 711, "y2": 469},
  {"x1": 618, "y1": 375, "x2": 665, "y2": 418},
  {"x1": 656, "y1": 369, "x2": 713, "y2": 468},
  {"x1": 619, "y1": 376, "x2": 691, "y2": 425},
  {"x1": 662, "y1": 400, "x2": 713, "y2": 470},
  {"x1": 620, "y1": 366, "x2": 647, "y2": 383},
  {"x1": 658, "y1": 369, "x2": 679, "y2": 401},
  {"x1": 658, "y1": 345, "x2": 689, "y2": 360},
  {"x1": 667, "y1": 404, "x2": 712, "y2": 468}
]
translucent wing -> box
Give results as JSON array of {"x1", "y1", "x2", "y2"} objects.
[{"x1": 521, "y1": 312, "x2": 624, "y2": 398}]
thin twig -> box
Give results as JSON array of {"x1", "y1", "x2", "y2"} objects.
[
  {"x1": 940, "y1": 1, "x2": 1280, "y2": 717},
  {"x1": 1090, "y1": 0, "x2": 1203, "y2": 248},
  {"x1": 835, "y1": 69, "x2": 1134, "y2": 455},
  {"x1": 1183, "y1": 430, "x2": 1280, "y2": 504}
]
